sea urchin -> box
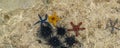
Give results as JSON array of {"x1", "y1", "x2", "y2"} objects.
[
  {"x1": 56, "y1": 26, "x2": 67, "y2": 36},
  {"x1": 48, "y1": 36, "x2": 61, "y2": 47},
  {"x1": 37, "y1": 23, "x2": 53, "y2": 39},
  {"x1": 65, "y1": 36, "x2": 76, "y2": 47}
]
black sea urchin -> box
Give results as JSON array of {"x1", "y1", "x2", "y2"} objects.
[
  {"x1": 56, "y1": 27, "x2": 67, "y2": 36},
  {"x1": 65, "y1": 36, "x2": 76, "y2": 47},
  {"x1": 39, "y1": 24, "x2": 53, "y2": 38},
  {"x1": 48, "y1": 36, "x2": 61, "y2": 47}
]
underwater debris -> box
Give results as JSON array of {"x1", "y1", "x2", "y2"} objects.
[
  {"x1": 68, "y1": 22, "x2": 85, "y2": 36},
  {"x1": 37, "y1": 40, "x2": 42, "y2": 43}
]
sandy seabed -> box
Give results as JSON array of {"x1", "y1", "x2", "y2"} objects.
[{"x1": 0, "y1": 0, "x2": 120, "y2": 48}]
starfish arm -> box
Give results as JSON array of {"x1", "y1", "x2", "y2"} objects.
[
  {"x1": 111, "y1": 27, "x2": 114, "y2": 33},
  {"x1": 44, "y1": 14, "x2": 48, "y2": 21},
  {"x1": 38, "y1": 14, "x2": 42, "y2": 20},
  {"x1": 78, "y1": 22, "x2": 82, "y2": 26},
  {"x1": 75, "y1": 31, "x2": 79, "y2": 36},
  {"x1": 52, "y1": 21, "x2": 57, "y2": 26},
  {"x1": 48, "y1": 16, "x2": 52, "y2": 23},
  {"x1": 79, "y1": 28, "x2": 85, "y2": 30},
  {"x1": 105, "y1": 23, "x2": 110, "y2": 29},
  {"x1": 67, "y1": 29, "x2": 74, "y2": 31},
  {"x1": 56, "y1": 17, "x2": 61, "y2": 21},
  {"x1": 34, "y1": 21, "x2": 40, "y2": 25},
  {"x1": 109, "y1": 19, "x2": 113, "y2": 26},
  {"x1": 113, "y1": 18, "x2": 118, "y2": 26},
  {"x1": 53, "y1": 12, "x2": 57, "y2": 16},
  {"x1": 115, "y1": 27, "x2": 120, "y2": 30},
  {"x1": 70, "y1": 22, "x2": 75, "y2": 27}
]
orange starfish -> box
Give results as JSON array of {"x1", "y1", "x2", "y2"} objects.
[{"x1": 48, "y1": 12, "x2": 61, "y2": 26}]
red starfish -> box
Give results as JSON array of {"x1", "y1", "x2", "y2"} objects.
[{"x1": 68, "y1": 22, "x2": 85, "y2": 36}]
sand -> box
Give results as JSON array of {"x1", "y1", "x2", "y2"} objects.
[{"x1": 0, "y1": 0, "x2": 120, "y2": 48}]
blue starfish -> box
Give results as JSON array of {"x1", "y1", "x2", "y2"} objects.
[
  {"x1": 106, "y1": 18, "x2": 120, "y2": 33},
  {"x1": 34, "y1": 14, "x2": 51, "y2": 27},
  {"x1": 34, "y1": 14, "x2": 47, "y2": 25}
]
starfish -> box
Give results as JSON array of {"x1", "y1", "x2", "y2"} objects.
[
  {"x1": 48, "y1": 12, "x2": 61, "y2": 26},
  {"x1": 106, "y1": 18, "x2": 120, "y2": 33},
  {"x1": 68, "y1": 22, "x2": 85, "y2": 36},
  {"x1": 34, "y1": 14, "x2": 51, "y2": 26}
]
